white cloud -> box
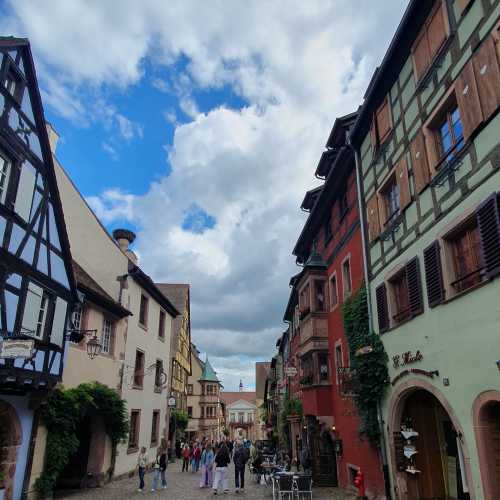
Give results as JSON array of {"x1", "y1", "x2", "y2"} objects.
[
  {"x1": 3, "y1": 0, "x2": 408, "y2": 388},
  {"x1": 101, "y1": 141, "x2": 118, "y2": 161},
  {"x1": 152, "y1": 77, "x2": 170, "y2": 93},
  {"x1": 116, "y1": 114, "x2": 144, "y2": 141}
]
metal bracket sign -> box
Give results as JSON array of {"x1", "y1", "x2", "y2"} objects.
[{"x1": 0, "y1": 339, "x2": 35, "y2": 359}]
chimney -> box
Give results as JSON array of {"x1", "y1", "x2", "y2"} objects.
[
  {"x1": 45, "y1": 122, "x2": 59, "y2": 154},
  {"x1": 112, "y1": 228, "x2": 138, "y2": 264}
]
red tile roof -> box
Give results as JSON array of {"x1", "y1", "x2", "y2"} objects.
[{"x1": 220, "y1": 391, "x2": 256, "y2": 406}]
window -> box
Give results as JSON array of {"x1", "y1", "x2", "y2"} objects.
[
  {"x1": 21, "y1": 282, "x2": 49, "y2": 339},
  {"x1": 158, "y1": 310, "x2": 165, "y2": 339},
  {"x1": 335, "y1": 344, "x2": 343, "y2": 370},
  {"x1": 319, "y1": 353, "x2": 329, "y2": 382},
  {"x1": 436, "y1": 106, "x2": 464, "y2": 164},
  {"x1": 238, "y1": 412, "x2": 244, "y2": 424},
  {"x1": 314, "y1": 280, "x2": 325, "y2": 312},
  {"x1": 301, "y1": 355, "x2": 313, "y2": 385},
  {"x1": 14, "y1": 163, "x2": 36, "y2": 222},
  {"x1": 339, "y1": 188, "x2": 349, "y2": 219},
  {"x1": 381, "y1": 174, "x2": 400, "y2": 226},
  {"x1": 324, "y1": 215, "x2": 332, "y2": 242},
  {"x1": 187, "y1": 384, "x2": 193, "y2": 395},
  {"x1": 299, "y1": 284, "x2": 310, "y2": 314},
  {"x1": 3, "y1": 62, "x2": 24, "y2": 103},
  {"x1": 0, "y1": 153, "x2": 11, "y2": 205},
  {"x1": 187, "y1": 406, "x2": 193, "y2": 418},
  {"x1": 230, "y1": 413, "x2": 235, "y2": 423},
  {"x1": 133, "y1": 350, "x2": 145, "y2": 388},
  {"x1": 329, "y1": 273, "x2": 338, "y2": 310},
  {"x1": 128, "y1": 410, "x2": 141, "y2": 450},
  {"x1": 139, "y1": 294, "x2": 148, "y2": 327},
  {"x1": 155, "y1": 359, "x2": 164, "y2": 390},
  {"x1": 447, "y1": 217, "x2": 483, "y2": 293},
  {"x1": 101, "y1": 318, "x2": 113, "y2": 354},
  {"x1": 247, "y1": 412, "x2": 253, "y2": 422},
  {"x1": 342, "y1": 258, "x2": 352, "y2": 298},
  {"x1": 389, "y1": 270, "x2": 411, "y2": 325},
  {"x1": 72, "y1": 304, "x2": 83, "y2": 331},
  {"x1": 151, "y1": 410, "x2": 160, "y2": 446}
]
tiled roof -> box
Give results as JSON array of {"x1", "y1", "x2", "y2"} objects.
[
  {"x1": 155, "y1": 284, "x2": 189, "y2": 314},
  {"x1": 221, "y1": 391, "x2": 256, "y2": 406}
]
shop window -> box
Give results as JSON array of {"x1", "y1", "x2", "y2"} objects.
[
  {"x1": 319, "y1": 353, "x2": 329, "y2": 382},
  {"x1": 389, "y1": 270, "x2": 411, "y2": 325},
  {"x1": 342, "y1": 258, "x2": 352, "y2": 299},
  {"x1": 187, "y1": 406, "x2": 193, "y2": 418},
  {"x1": 187, "y1": 384, "x2": 193, "y2": 395},
  {"x1": 446, "y1": 216, "x2": 484, "y2": 293},
  {"x1": 151, "y1": 410, "x2": 160, "y2": 446},
  {"x1": 329, "y1": 273, "x2": 338, "y2": 310},
  {"x1": 158, "y1": 310, "x2": 165, "y2": 339},
  {"x1": 133, "y1": 350, "x2": 145, "y2": 389},
  {"x1": 314, "y1": 280, "x2": 326, "y2": 312},
  {"x1": 0, "y1": 153, "x2": 11, "y2": 205},
  {"x1": 128, "y1": 410, "x2": 141, "y2": 451},
  {"x1": 101, "y1": 317, "x2": 113, "y2": 354},
  {"x1": 139, "y1": 294, "x2": 148, "y2": 327}
]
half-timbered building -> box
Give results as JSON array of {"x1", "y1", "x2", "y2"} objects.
[{"x1": 0, "y1": 38, "x2": 77, "y2": 500}]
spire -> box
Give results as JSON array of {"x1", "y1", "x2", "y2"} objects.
[
  {"x1": 239, "y1": 380, "x2": 243, "y2": 392},
  {"x1": 200, "y1": 357, "x2": 219, "y2": 382}
]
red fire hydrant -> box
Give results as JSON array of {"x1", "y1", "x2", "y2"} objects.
[{"x1": 354, "y1": 469, "x2": 367, "y2": 499}]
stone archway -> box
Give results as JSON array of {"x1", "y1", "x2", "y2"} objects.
[
  {"x1": 472, "y1": 390, "x2": 500, "y2": 499},
  {"x1": 0, "y1": 400, "x2": 22, "y2": 500},
  {"x1": 386, "y1": 378, "x2": 475, "y2": 500}
]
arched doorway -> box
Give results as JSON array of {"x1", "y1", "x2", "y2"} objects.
[
  {"x1": 0, "y1": 400, "x2": 22, "y2": 500},
  {"x1": 473, "y1": 391, "x2": 500, "y2": 498},
  {"x1": 388, "y1": 382, "x2": 473, "y2": 500}
]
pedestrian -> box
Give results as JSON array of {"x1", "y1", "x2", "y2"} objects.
[
  {"x1": 182, "y1": 444, "x2": 190, "y2": 472},
  {"x1": 300, "y1": 446, "x2": 311, "y2": 474},
  {"x1": 200, "y1": 443, "x2": 215, "y2": 488},
  {"x1": 136, "y1": 446, "x2": 148, "y2": 492},
  {"x1": 193, "y1": 443, "x2": 202, "y2": 472},
  {"x1": 227, "y1": 440, "x2": 234, "y2": 459},
  {"x1": 151, "y1": 444, "x2": 168, "y2": 491},
  {"x1": 212, "y1": 442, "x2": 230, "y2": 495},
  {"x1": 233, "y1": 440, "x2": 249, "y2": 493}
]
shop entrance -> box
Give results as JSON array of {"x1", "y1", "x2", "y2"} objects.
[{"x1": 401, "y1": 390, "x2": 469, "y2": 500}]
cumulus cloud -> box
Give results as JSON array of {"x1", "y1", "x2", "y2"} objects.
[{"x1": 2, "y1": 0, "x2": 408, "y2": 390}]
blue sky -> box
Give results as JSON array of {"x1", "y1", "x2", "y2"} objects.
[{"x1": 1, "y1": 0, "x2": 407, "y2": 390}]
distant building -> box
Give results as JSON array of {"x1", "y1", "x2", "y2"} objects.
[
  {"x1": 255, "y1": 362, "x2": 270, "y2": 441},
  {"x1": 221, "y1": 391, "x2": 257, "y2": 441}
]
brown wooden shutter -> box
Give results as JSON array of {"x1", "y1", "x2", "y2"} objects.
[
  {"x1": 410, "y1": 131, "x2": 430, "y2": 194},
  {"x1": 427, "y1": 1, "x2": 447, "y2": 58},
  {"x1": 376, "y1": 98, "x2": 392, "y2": 144},
  {"x1": 472, "y1": 36, "x2": 500, "y2": 122},
  {"x1": 376, "y1": 283, "x2": 389, "y2": 333},
  {"x1": 395, "y1": 156, "x2": 411, "y2": 210},
  {"x1": 455, "y1": 61, "x2": 483, "y2": 141},
  {"x1": 423, "y1": 241, "x2": 445, "y2": 307},
  {"x1": 412, "y1": 28, "x2": 430, "y2": 81},
  {"x1": 366, "y1": 193, "x2": 381, "y2": 242},
  {"x1": 406, "y1": 257, "x2": 423, "y2": 317},
  {"x1": 476, "y1": 193, "x2": 500, "y2": 279},
  {"x1": 493, "y1": 20, "x2": 500, "y2": 62},
  {"x1": 370, "y1": 116, "x2": 378, "y2": 150}
]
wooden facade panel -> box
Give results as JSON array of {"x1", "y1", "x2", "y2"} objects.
[
  {"x1": 395, "y1": 156, "x2": 411, "y2": 210},
  {"x1": 366, "y1": 193, "x2": 380, "y2": 242},
  {"x1": 472, "y1": 36, "x2": 500, "y2": 122},
  {"x1": 457, "y1": 0, "x2": 472, "y2": 15},
  {"x1": 410, "y1": 131, "x2": 430, "y2": 194},
  {"x1": 376, "y1": 98, "x2": 392, "y2": 144},
  {"x1": 426, "y1": 1, "x2": 447, "y2": 58},
  {"x1": 455, "y1": 61, "x2": 483, "y2": 141},
  {"x1": 412, "y1": 29, "x2": 430, "y2": 82},
  {"x1": 370, "y1": 116, "x2": 378, "y2": 150}
]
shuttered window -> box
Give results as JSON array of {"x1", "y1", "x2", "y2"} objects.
[
  {"x1": 411, "y1": 0, "x2": 449, "y2": 82},
  {"x1": 366, "y1": 193, "x2": 380, "y2": 242},
  {"x1": 410, "y1": 131, "x2": 430, "y2": 194},
  {"x1": 0, "y1": 153, "x2": 11, "y2": 205},
  {"x1": 455, "y1": 61, "x2": 483, "y2": 141},
  {"x1": 406, "y1": 257, "x2": 424, "y2": 317},
  {"x1": 423, "y1": 241, "x2": 445, "y2": 307},
  {"x1": 472, "y1": 36, "x2": 500, "y2": 123},
  {"x1": 50, "y1": 298, "x2": 67, "y2": 347},
  {"x1": 395, "y1": 156, "x2": 411, "y2": 210},
  {"x1": 22, "y1": 282, "x2": 47, "y2": 339},
  {"x1": 376, "y1": 98, "x2": 392, "y2": 145},
  {"x1": 376, "y1": 283, "x2": 389, "y2": 333},
  {"x1": 476, "y1": 193, "x2": 500, "y2": 280}
]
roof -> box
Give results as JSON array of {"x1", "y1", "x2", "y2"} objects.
[
  {"x1": 349, "y1": 0, "x2": 434, "y2": 147},
  {"x1": 0, "y1": 37, "x2": 77, "y2": 301},
  {"x1": 221, "y1": 391, "x2": 256, "y2": 406},
  {"x1": 300, "y1": 186, "x2": 323, "y2": 211},
  {"x1": 255, "y1": 362, "x2": 271, "y2": 400},
  {"x1": 72, "y1": 261, "x2": 131, "y2": 318},
  {"x1": 155, "y1": 284, "x2": 189, "y2": 314},
  {"x1": 200, "y1": 358, "x2": 220, "y2": 382},
  {"x1": 128, "y1": 262, "x2": 180, "y2": 317}
]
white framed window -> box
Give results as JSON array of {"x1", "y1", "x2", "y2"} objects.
[
  {"x1": 0, "y1": 153, "x2": 11, "y2": 205},
  {"x1": 22, "y1": 282, "x2": 48, "y2": 339},
  {"x1": 72, "y1": 304, "x2": 83, "y2": 331},
  {"x1": 329, "y1": 271, "x2": 338, "y2": 310},
  {"x1": 341, "y1": 255, "x2": 352, "y2": 299},
  {"x1": 101, "y1": 318, "x2": 113, "y2": 354}
]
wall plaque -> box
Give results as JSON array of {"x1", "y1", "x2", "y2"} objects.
[
  {"x1": 392, "y1": 350, "x2": 423, "y2": 369},
  {"x1": 0, "y1": 339, "x2": 35, "y2": 359}
]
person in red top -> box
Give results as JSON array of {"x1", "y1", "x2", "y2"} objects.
[
  {"x1": 182, "y1": 444, "x2": 190, "y2": 472},
  {"x1": 192, "y1": 443, "x2": 202, "y2": 472}
]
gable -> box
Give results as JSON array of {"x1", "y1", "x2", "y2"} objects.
[
  {"x1": 228, "y1": 399, "x2": 256, "y2": 410},
  {"x1": 0, "y1": 39, "x2": 76, "y2": 298}
]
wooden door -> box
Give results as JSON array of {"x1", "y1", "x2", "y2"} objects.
[
  {"x1": 484, "y1": 403, "x2": 500, "y2": 494},
  {"x1": 404, "y1": 391, "x2": 447, "y2": 499}
]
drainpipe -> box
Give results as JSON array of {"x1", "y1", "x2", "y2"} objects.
[{"x1": 348, "y1": 136, "x2": 392, "y2": 500}]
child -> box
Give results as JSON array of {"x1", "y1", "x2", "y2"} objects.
[{"x1": 136, "y1": 446, "x2": 148, "y2": 492}]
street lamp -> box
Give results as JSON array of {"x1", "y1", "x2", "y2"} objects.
[
  {"x1": 67, "y1": 329, "x2": 101, "y2": 360},
  {"x1": 86, "y1": 334, "x2": 102, "y2": 360}
]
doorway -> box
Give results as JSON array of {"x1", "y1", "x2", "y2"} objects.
[
  {"x1": 401, "y1": 390, "x2": 469, "y2": 500},
  {"x1": 0, "y1": 400, "x2": 22, "y2": 500}
]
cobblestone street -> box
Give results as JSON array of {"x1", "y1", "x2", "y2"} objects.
[{"x1": 55, "y1": 463, "x2": 355, "y2": 499}]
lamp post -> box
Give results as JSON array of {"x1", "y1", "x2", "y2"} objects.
[{"x1": 67, "y1": 329, "x2": 101, "y2": 360}]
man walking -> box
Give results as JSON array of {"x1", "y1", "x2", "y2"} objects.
[{"x1": 233, "y1": 440, "x2": 249, "y2": 493}]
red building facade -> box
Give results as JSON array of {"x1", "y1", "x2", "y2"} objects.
[{"x1": 290, "y1": 113, "x2": 385, "y2": 496}]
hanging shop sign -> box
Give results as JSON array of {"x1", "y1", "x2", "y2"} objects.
[
  {"x1": 285, "y1": 366, "x2": 298, "y2": 377},
  {"x1": 168, "y1": 397, "x2": 177, "y2": 407},
  {"x1": 392, "y1": 350, "x2": 423, "y2": 369},
  {"x1": 0, "y1": 339, "x2": 34, "y2": 359}
]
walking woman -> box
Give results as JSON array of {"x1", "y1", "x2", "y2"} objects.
[
  {"x1": 182, "y1": 444, "x2": 190, "y2": 472},
  {"x1": 212, "y1": 443, "x2": 230, "y2": 495},
  {"x1": 136, "y1": 446, "x2": 148, "y2": 492},
  {"x1": 199, "y1": 444, "x2": 215, "y2": 488},
  {"x1": 151, "y1": 444, "x2": 168, "y2": 491}
]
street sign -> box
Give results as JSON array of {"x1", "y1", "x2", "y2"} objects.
[
  {"x1": 0, "y1": 339, "x2": 34, "y2": 359},
  {"x1": 284, "y1": 367, "x2": 298, "y2": 376},
  {"x1": 168, "y1": 397, "x2": 176, "y2": 407}
]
